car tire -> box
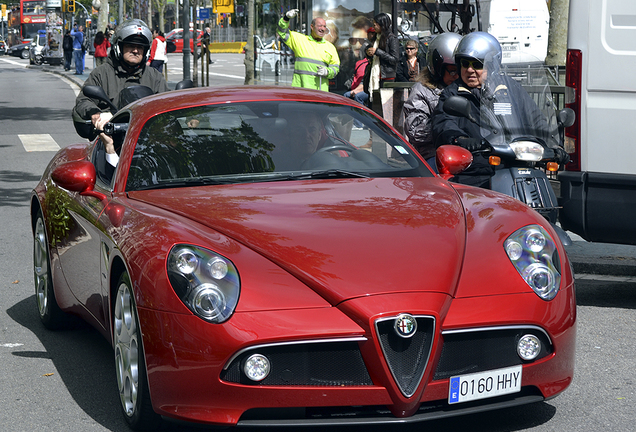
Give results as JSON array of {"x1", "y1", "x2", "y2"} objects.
[
  {"x1": 113, "y1": 272, "x2": 161, "y2": 431},
  {"x1": 275, "y1": 60, "x2": 281, "y2": 76},
  {"x1": 33, "y1": 210, "x2": 68, "y2": 330},
  {"x1": 34, "y1": 54, "x2": 43, "y2": 65},
  {"x1": 21, "y1": 49, "x2": 29, "y2": 59}
]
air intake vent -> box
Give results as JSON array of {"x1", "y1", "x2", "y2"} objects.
[{"x1": 375, "y1": 315, "x2": 435, "y2": 397}]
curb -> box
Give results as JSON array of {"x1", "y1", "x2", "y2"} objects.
[{"x1": 564, "y1": 240, "x2": 636, "y2": 277}]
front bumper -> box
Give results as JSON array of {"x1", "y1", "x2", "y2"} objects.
[{"x1": 137, "y1": 286, "x2": 575, "y2": 426}]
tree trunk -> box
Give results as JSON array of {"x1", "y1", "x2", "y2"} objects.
[
  {"x1": 97, "y1": 1, "x2": 108, "y2": 33},
  {"x1": 546, "y1": 0, "x2": 570, "y2": 67},
  {"x1": 244, "y1": 0, "x2": 255, "y2": 85}
]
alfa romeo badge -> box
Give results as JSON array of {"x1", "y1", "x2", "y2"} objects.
[{"x1": 394, "y1": 314, "x2": 417, "y2": 338}]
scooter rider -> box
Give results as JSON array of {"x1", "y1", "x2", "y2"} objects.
[
  {"x1": 431, "y1": 31, "x2": 569, "y2": 188},
  {"x1": 74, "y1": 19, "x2": 170, "y2": 166}
]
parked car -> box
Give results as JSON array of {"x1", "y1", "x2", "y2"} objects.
[
  {"x1": 8, "y1": 41, "x2": 31, "y2": 59},
  {"x1": 0, "y1": 39, "x2": 7, "y2": 55},
  {"x1": 165, "y1": 28, "x2": 203, "y2": 53},
  {"x1": 31, "y1": 86, "x2": 576, "y2": 430}
]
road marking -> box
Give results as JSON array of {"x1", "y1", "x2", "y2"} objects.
[
  {"x1": 19, "y1": 134, "x2": 61, "y2": 152},
  {"x1": 0, "y1": 57, "x2": 27, "y2": 67},
  {"x1": 1, "y1": 343, "x2": 24, "y2": 348}
]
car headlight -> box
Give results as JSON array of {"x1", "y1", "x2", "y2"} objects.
[
  {"x1": 509, "y1": 141, "x2": 545, "y2": 161},
  {"x1": 504, "y1": 225, "x2": 561, "y2": 300},
  {"x1": 167, "y1": 245, "x2": 240, "y2": 323}
]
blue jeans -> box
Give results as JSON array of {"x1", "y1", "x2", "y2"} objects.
[
  {"x1": 344, "y1": 91, "x2": 369, "y2": 106},
  {"x1": 73, "y1": 49, "x2": 83, "y2": 74}
]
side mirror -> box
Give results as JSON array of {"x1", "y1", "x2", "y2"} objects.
[
  {"x1": 558, "y1": 108, "x2": 576, "y2": 128},
  {"x1": 51, "y1": 160, "x2": 106, "y2": 202},
  {"x1": 436, "y1": 145, "x2": 473, "y2": 180}
]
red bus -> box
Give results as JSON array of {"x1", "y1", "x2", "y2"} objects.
[{"x1": 8, "y1": 0, "x2": 46, "y2": 45}]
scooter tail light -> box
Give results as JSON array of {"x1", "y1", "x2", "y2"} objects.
[{"x1": 489, "y1": 155, "x2": 501, "y2": 166}]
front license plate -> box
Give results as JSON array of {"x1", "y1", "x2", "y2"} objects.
[{"x1": 448, "y1": 365, "x2": 522, "y2": 404}]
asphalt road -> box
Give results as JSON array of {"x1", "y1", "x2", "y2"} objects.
[{"x1": 0, "y1": 55, "x2": 634, "y2": 431}]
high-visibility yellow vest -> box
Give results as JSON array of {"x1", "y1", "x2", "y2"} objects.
[{"x1": 277, "y1": 17, "x2": 340, "y2": 91}]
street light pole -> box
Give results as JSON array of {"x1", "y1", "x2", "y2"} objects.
[{"x1": 183, "y1": 0, "x2": 191, "y2": 80}]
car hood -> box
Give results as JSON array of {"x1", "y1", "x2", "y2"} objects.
[{"x1": 129, "y1": 178, "x2": 467, "y2": 305}]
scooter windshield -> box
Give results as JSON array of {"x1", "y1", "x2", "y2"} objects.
[{"x1": 479, "y1": 53, "x2": 560, "y2": 151}]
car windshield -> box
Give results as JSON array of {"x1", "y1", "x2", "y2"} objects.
[{"x1": 126, "y1": 101, "x2": 431, "y2": 191}]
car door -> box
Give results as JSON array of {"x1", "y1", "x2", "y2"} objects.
[{"x1": 56, "y1": 142, "x2": 114, "y2": 329}]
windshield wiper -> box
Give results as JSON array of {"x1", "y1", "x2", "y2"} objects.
[
  {"x1": 284, "y1": 169, "x2": 371, "y2": 180},
  {"x1": 133, "y1": 177, "x2": 237, "y2": 190}
]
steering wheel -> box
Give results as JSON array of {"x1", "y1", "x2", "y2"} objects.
[{"x1": 316, "y1": 144, "x2": 356, "y2": 154}]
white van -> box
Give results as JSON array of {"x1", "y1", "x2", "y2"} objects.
[
  {"x1": 559, "y1": 0, "x2": 636, "y2": 245},
  {"x1": 480, "y1": 0, "x2": 550, "y2": 63}
]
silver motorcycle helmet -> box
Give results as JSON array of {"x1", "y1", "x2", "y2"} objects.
[
  {"x1": 111, "y1": 19, "x2": 152, "y2": 63},
  {"x1": 453, "y1": 31, "x2": 502, "y2": 72},
  {"x1": 426, "y1": 32, "x2": 462, "y2": 81}
]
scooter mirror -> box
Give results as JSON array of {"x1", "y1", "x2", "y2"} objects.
[
  {"x1": 443, "y1": 96, "x2": 478, "y2": 124},
  {"x1": 558, "y1": 108, "x2": 576, "y2": 128},
  {"x1": 82, "y1": 85, "x2": 118, "y2": 112}
]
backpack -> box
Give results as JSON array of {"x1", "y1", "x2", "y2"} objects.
[{"x1": 82, "y1": 34, "x2": 90, "y2": 52}]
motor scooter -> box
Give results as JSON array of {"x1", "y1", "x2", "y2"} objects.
[{"x1": 441, "y1": 54, "x2": 575, "y2": 244}]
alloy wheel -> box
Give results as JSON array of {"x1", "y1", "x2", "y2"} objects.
[{"x1": 114, "y1": 279, "x2": 140, "y2": 418}]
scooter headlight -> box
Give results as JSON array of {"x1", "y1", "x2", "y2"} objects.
[
  {"x1": 504, "y1": 225, "x2": 561, "y2": 300},
  {"x1": 509, "y1": 141, "x2": 544, "y2": 161}
]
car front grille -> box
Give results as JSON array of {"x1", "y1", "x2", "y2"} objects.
[
  {"x1": 221, "y1": 339, "x2": 373, "y2": 386},
  {"x1": 375, "y1": 316, "x2": 435, "y2": 397},
  {"x1": 433, "y1": 326, "x2": 553, "y2": 380}
]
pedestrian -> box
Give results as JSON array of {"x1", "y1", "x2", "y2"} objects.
[
  {"x1": 343, "y1": 27, "x2": 376, "y2": 108},
  {"x1": 93, "y1": 31, "x2": 110, "y2": 67},
  {"x1": 364, "y1": 13, "x2": 399, "y2": 101},
  {"x1": 62, "y1": 29, "x2": 73, "y2": 71},
  {"x1": 401, "y1": 32, "x2": 461, "y2": 169},
  {"x1": 148, "y1": 29, "x2": 167, "y2": 73},
  {"x1": 277, "y1": 9, "x2": 340, "y2": 91},
  {"x1": 396, "y1": 39, "x2": 425, "y2": 82},
  {"x1": 201, "y1": 26, "x2": 212, "y2": 62},
  {"x1": 71, "y1": 24, "x2": 85, "y2": 75}
]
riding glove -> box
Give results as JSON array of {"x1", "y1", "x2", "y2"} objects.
[
  {"x1": 454, "y1": 136, "x2": 484, "y2": 152},
  {"x1": 553, "y1": 147, "x2": 571, "y2": 165}
]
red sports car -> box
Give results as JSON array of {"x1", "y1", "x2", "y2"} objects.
[{"x1": 31, "y1": 86, "x2": 576, "y2": 430}]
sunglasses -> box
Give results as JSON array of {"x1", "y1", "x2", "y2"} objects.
[
  {"x1": 349, "y1": 38, "x2": 365, "y2": 45},
  {"x1": 405, "y1": 46, "x2": 417, "y2": 51},
  {"x1": 460, "y1": 59, "x2": 484, "y2": 70},
  {"x1": 445, "y1": 69, "x2": 458, "y2": 76}
]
